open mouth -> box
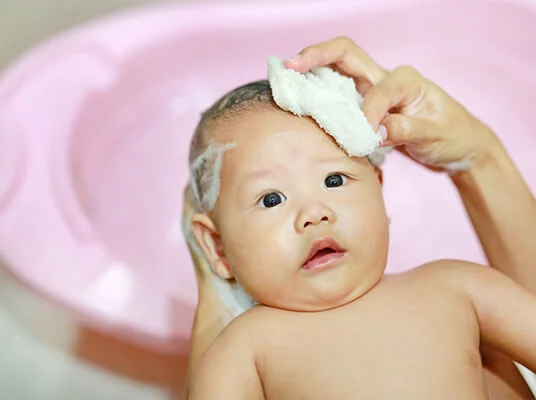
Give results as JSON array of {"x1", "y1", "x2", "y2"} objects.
[{"x1": 303, "y1": 237, "x2": 346, "y2": 271}]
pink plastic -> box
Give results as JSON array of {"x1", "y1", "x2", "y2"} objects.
[{"x1": 0, "y1": 0, "x2": 535, "y2": 352}]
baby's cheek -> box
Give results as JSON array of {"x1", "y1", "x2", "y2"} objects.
[
  {"x1": 223, "y1": 223, "x2": 276, "y2": 263},
  {"x1": 337, "y1": 201, "x2": 369, "y2": 229},
  {"x1": 338, "y1": 199, "x2": 387, "y2": 239}
]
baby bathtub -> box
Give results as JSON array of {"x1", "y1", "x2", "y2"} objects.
[{"x1": 0, "y1": 0, "x2": 535, "y2": 394}]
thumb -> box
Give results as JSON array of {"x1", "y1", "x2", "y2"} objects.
[{"x1": 380, "y1": 114, "x2": 432, "y2": 147}]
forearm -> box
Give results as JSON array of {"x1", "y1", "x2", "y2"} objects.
[
  {"x1": 188, "y1": 305, "x2": 221, "y2": 371},
  {"x1": 451, "y1": 136, "x2": 536, "y2": 292},
  {"x1": 186, "y1": 284, "x2": 230, "y2": 389}
]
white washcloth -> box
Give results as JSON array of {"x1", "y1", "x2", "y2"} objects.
[{"x1": 268, "y1": 56, "x2": 383, "y2": 158}]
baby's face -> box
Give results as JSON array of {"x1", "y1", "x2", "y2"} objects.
[{"x1": 205, "y1": 109, "x2": 389, "y2": 311}]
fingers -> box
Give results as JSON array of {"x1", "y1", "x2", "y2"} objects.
[
  {"x1": 380, "y1": 113, "x2": 433, "y2": 147},
  {"x1": 361, "y1": 65, "x2": 425, "y2": 130},
  {"x1": 283, "y1": 38, "x2": 438, "y2": 155},
  {"x1": 285, "y1": 36, "x2": 387, "y2": 87}
]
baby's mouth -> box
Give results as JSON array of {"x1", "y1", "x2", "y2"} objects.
[{"x1": 303, "y1": 237, "x2": 346, "y2": 271}]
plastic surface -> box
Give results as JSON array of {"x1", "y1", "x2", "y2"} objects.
[{"x1": 0, "y1": 0, "x2": 535, "y2": 351}]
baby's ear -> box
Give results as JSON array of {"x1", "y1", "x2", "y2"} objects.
[{"x1": 190, "y1": 213, "x2": 233, "y2": 279}]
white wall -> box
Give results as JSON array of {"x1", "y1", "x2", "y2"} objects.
[{"x1": 0, "y1": 0, "x2": 169, "y2": 70}]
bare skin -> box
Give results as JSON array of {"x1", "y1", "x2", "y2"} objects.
[
  {"x1": 185, "y1": 37, "x2": 536, "y2": 398},
  {"x1": 286, "y1": 37, "x2": 536, "y2": 398},
  {"x1": 189, "y1": 261, "x2": 536, "y2": 400},
  {"x1": 287, "y1": 37, "x2": 536, "y2": 292}
]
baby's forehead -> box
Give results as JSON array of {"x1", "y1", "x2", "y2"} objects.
[
  {"x1": 223, "y1": 132, "x2": 365, "y2": 175},
  {"x1": 212, "y1": 105, "x2": 286, "y2": 142},
  {"x1": 218, "y1": 105, "x2": 340, "y2": 147}
]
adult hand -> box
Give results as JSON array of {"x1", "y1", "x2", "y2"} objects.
[
  {"x1": 183, "y1": 184, "x2": 233, "y2": 383},
  {"x1": 285, "y1": 36, "x2": 504, "y2": 173},
  {"x1": 287, "y1": 37, "x2": 536, "y2": 399}
]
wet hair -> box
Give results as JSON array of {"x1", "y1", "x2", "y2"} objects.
[
  {"x1": 184, "y1": 84, "x2": 271, "y2": 315},
  {"x1": 188, "y1": 79, "x2": 278, "y2": 212},
  {"x1": 187, "y1": 78, "x2": 388, "y2": 212}
]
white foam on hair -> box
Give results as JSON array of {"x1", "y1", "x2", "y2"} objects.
[
  {"x1": 189, "y1": 141, "x2": 237, "y2": 213},
  {"x1": 184, "y1": 140, "x2": 255, "y2": 317},
  {"x1": 182, "y1": 60, "x2": 399, "y2": 320},
  {"x1": 267, "y1": 56, "x2": 391, "y2": 164}
]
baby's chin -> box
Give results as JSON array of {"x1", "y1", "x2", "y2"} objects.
[
  {"x1": 259, "y1": 281, "x2": 380, "y2": 313},
  {"x1": 260, "y1": 297, "x2": 359, "y2": 313}
]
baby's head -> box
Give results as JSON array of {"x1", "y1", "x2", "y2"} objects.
[{"x1": 189, "y1": 80, "x2": 390, "y2": 312}]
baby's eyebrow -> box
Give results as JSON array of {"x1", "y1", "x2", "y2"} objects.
[
  {"x1": 315, "y1": 155, "x2": 364, "y2": 168},
  {"x1": 315, "y1": 156, "x2": 369, "y2": 173},
  {"x1": 316, "y1": 157, "x2": 345, "y2": 164},
  {"x1": 246, "y1": 163, "x2": 288, "y2": 181},
  {"x1": 246, "y1": 169, "x2": 274, "y2": 180}
]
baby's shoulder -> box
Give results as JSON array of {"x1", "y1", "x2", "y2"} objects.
[
  {"x1": 405, "y1": 258, "x2": 480, "y2": 275},
  {"x1": 199, "y1": 307, "x2": 269, "y2": 365},
  {"x1": 393, "y1": 258, "x2": 490, "y2": 293},
  {"x1": 215, "y1": 305, "x2": 280, "y2": 344}
]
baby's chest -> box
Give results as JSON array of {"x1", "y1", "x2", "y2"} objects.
[{"x1": 258, "y1": 301, "x2": 482, "y2": 399}]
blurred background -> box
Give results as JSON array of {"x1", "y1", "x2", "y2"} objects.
[
  {"x1": 1, "y1": 2, "x2": 186, "y2": 399},
  {"x1": 1, "y1": 0, "x2": 535, "y2": 399},
  {"x1": 0, "y1": 0, "x2": 169, "y2": 69}
]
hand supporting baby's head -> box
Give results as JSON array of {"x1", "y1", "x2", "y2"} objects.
[{"x1": 186, "y1": 79, "x2": 390, "y2": 313}]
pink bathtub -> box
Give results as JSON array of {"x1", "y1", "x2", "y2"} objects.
[{"x1": 0, "y1": 0, "x2": 535, "y2": 371}]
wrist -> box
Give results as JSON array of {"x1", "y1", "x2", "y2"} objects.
[{"x1": 449, "y1": 132, "x2": 510, "y2": 189}]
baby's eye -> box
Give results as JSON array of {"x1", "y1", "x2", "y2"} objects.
[
  {"x1": 258, "y1": 192, "x2": 286, "y2": 208},
  {"x1": 324, "y1": 173, "x2": 347, "y2": 188}
]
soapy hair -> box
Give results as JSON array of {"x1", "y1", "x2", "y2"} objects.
[
  {"x1": 188, "y1": 79, "x2": 389, "y2": 213},
  {"x1": 184, "y1": 79, "x2": 390, "y2": 319},
  {"x1": 188, "y1": 80, "x2": 277, "y2": 213},
  {"x1": 184, "y1": 81, "x2": 276, "y2": 318}
]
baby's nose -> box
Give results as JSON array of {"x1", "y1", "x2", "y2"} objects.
[{"x1": 295, "y1": 203, "x2": 336, "y2": 232}]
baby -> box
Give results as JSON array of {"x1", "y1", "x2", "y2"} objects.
[{"x1": 186, "y1": 79, "x2": 536, "y2": 399}]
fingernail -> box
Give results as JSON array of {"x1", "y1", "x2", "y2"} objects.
[
  {"x1": 378, "y1": 124, "x2": 388, "y2": 140},
  {"x1": 286, "y1": 54, "x2": 301, "y2": 63}
]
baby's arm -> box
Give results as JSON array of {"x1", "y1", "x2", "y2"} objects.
[
  {"x1": 439, "y1": 260, "x2": 536, "y2": 372},
  {"x1": 188, "y1": 316, "x2": 264, "y2": 400}
]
